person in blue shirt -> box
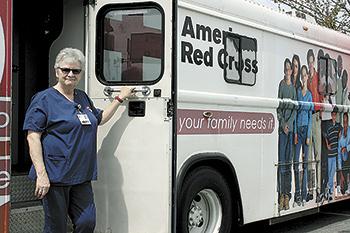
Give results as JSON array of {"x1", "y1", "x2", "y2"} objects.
[
  {"x1": 23, "y1": 48, "x2": 134, "y2": 233},
  {"x1": 293, "y1": 65, "x2": 313, "y2": 206}
]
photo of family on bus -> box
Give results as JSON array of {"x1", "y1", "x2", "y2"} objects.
[{"x1": 277, "y1": 49, "x2": 350, "y2": 212}]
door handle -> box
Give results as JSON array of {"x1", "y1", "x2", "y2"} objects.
[{"x1": 103, "y1": 86, "x2": 151, "y2": 97}]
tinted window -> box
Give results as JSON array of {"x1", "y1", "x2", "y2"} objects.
[{"x1": 97, "y1": 6, "x2": 164, "y2": 84}]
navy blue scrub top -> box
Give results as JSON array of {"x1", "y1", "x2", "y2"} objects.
[{"x1": 23, "y1": 87, "x2": 103, "y2": 185}]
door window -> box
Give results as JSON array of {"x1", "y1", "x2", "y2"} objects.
[{"x1": 96, "y1": 5, "x2": 164, "y2": 84}]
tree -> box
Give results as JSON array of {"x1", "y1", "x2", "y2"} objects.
[{"x1": 273, "y1": 0, "x2": 350, "y2": 34}]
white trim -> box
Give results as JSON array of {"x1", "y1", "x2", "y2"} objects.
[
  {"x1": 0, "y1": 155, "x2": 10, "y2": 160},
  {"x1": 0, "y1": 97, "x2": 11, "y2": 102},
  {"x1": 0, "y1": 137, "x2": 10, "y2": 142},
  {"x1": 0, "y1": 195, "x2": 10, "y2": 207},
  {"x1": 179, "y1": 89, "x2": 280, "y2": 109}
]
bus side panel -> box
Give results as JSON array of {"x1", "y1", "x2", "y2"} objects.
[
  {"x1": 176, "y1": 3, "x2": 350, "y2": 225},
  {"x1": 0, "y1": 0, "x2": 12, "y2": 232}
]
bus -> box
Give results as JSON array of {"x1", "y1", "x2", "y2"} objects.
[{"x1": 1, "y1": 0, "x2": 350, "y2": 232}]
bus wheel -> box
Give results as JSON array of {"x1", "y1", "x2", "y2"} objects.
[{"x1": 178, "y1": 166, "x2": 233, "y2": 233}]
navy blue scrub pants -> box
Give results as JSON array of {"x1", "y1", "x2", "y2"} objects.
[{"x1": 42, "y1": 181, "x2": 96, "y2": 233}]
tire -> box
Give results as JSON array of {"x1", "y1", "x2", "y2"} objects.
[{"x1": 177, "y1": 166, "x2": 233, "y2": 233}]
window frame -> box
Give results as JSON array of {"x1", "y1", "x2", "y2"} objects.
[
  {"x1": 223, "y1": 32, "x2": 258, "y2": 86},
  {"x1": 95, "y1": 2, "x2": 165, "y2": 86},
  {"x1": 318, "y1": 56, "x2": 337, "y2": 95}
]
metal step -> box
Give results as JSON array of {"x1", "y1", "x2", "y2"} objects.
[
  {"x1": 11, "y1": 175, "x2": 36, "y2": 203},
  {"x1": 10, "y1": 175, "x2": 44, "y2": 233},
  {"x1": 10, "y1": 204, "x2": 44, "y2": 233},
  {"x1": 10, "y1": 175, "x2": 73, "y2": 232}
]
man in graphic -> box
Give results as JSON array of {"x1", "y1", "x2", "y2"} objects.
[
  {"x1": 277, "y1": 58, "x2": 296, "y2": 211},
  {"x1": 307, "y1": 49, "x2": 322, "y2": 202},
  {"x1": 324, "y1": 107, "x2": 341, "y2": 201}
]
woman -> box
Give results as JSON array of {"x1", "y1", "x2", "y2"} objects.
[
  {"x1": 23, "y1": 48, "x2": 134, "y2": 233},
  {"x1": 294, "y1": 65, "x2": 313, "y2": 205}
]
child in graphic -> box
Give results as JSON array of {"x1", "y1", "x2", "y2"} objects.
[
  {"x1": 324, "y1": 107, "x2": 341, "y2": 201},
  {"x1": 337, "y1": 112, "x2": 350, "y2": 197},
  {"x1": 277, "y1": 58, "x2": 296, "y2": 211},
  {"x1": 294, "y1": 65, "x2": 313, "y2": 205}
]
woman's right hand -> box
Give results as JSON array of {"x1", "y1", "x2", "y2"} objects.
[
  {"x1": 119, "y1": 87, "x2": 135, "y2": 100},
  {"x1": 35, "y1": 171, "x2": 50, "y2": 199}
]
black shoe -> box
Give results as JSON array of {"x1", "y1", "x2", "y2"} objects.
[
  {"x1": 294, "y1": 194, "x2": 302, "y2": 206},
  {"x1": 306, "y1": 193, "x2": 313, "y2": 202},
  {"x1": 316, "y1": 193, "x2": 323, "y2": 203}
]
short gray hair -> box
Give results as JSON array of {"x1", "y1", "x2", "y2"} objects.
[{"x1": 54, "y1": 48, "x2": 85, "y2": 71}]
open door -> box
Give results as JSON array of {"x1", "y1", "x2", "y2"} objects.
[{"x1": 86, "y1": 1, "x2": 174, "y2": 232}]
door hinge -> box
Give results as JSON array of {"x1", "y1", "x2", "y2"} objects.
[{"x1": 167, "y1": 100, "x2": 174, "y2": 118}]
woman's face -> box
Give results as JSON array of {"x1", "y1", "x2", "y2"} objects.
[
  {"x1": 285, "y1": 62, "x2": 292, "y2": 78},
  {"x1": 301, "y1": 68, "x2": 308, "y2": 85},
  {"x1": 308, "y1": 56, "x2": 314, "y2": 72},
  {"x1": 293, "y1": 59, "x2": 299, "y2": 74},
  {"x1": 55, "y1": 60, "x2": 82, "y2": 89}
]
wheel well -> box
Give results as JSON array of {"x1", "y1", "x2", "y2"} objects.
[{"x1": 177, "y1": 153, "x2": 244, "y2": 226}]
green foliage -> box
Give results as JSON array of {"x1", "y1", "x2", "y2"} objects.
[{"x1": 273, "y1": 0, "x2": 350, "y2": 34}]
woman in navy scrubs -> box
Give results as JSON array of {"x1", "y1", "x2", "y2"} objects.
[{"x1": 23, "y1": 48, "x2": 133, "y2": 233}]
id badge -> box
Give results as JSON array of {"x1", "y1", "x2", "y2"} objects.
[{"x1": 77, "y1": 113, "x2": 92, "y2": 125}]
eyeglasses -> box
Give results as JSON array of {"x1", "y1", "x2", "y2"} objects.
[{"x1": 58, "y1": 67, "x2": 82, "y2": 75}]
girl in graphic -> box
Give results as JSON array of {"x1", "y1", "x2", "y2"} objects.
[
  {"x1": 277, "y1": 58, "x2": 296, "y2": 211},
  {"x1": 291, "y1": 54, "x2": 302, "y2": 91},
  {"x1": 294, "y1": 65, "x2": 313, "y2": 205}
]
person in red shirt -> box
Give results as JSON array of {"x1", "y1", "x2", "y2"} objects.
[{"x1": 306, "y1": 49, "x2": 322, "y2": 202}]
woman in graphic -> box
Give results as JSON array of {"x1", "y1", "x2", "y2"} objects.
[
  {"x1": 277, "y1": 58, "x2": 297, "y2": 211},
  {"x1": 291, "y1": 54, "x2": 301, "y2": 91},
  {"x1": 294, "y1": 65, "x2": 313, "y2": 206}
]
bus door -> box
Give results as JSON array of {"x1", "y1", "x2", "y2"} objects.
[{"x1": 86, "y1": 1, "x2": 174, "y2": 232}]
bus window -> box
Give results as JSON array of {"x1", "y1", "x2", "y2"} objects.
[
  {"x1": 96, "y1": 5, "x2": 164, "y2": 84},
  {"x1": 318, "y1": 56, "x2": 337, "y2": 95},
  {"x1": 225, "y1": 35, "x2": 240, "y2": 82},
  {"x1": 224, "y1": 33, "x2": 257, "y2": 86}
]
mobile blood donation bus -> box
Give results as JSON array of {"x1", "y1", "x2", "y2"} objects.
[{"x1": 1, "y1": 0, "x2": 350, "y2": 232}]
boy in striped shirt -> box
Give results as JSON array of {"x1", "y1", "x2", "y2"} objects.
[{"x1": 324, "y1": 107, "x2": 341, "y2": 201}]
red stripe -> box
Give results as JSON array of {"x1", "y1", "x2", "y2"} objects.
[
  {"x1": 0, "y1": 141, "x2": 10, "y2": 157},
  {"x1": 0, "y1": 203, "x2": 10, "y2": 233}
]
